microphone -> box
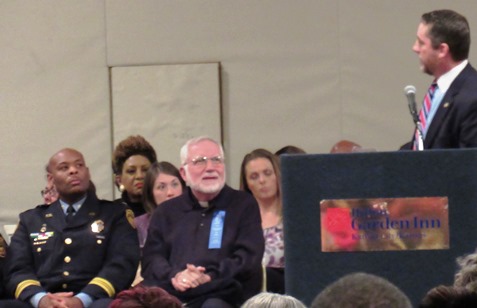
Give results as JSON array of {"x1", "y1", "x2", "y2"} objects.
[
  {"x1": 404, "y1": 85, "x2": 418, "y2": 124},
  {"x1": 404, "y1": 85, "x2": 425, "y2": 150}
]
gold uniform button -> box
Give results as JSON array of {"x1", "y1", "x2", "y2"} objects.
[
  {"x1": 63, "y1": 271, "x2": 69, "y2": 276},
  {"x1": 64, "y1": 256, "x2": 71, "y2": 263},
  {"x1": 97, "y1": 239, "x2": 102, "y2": 244},
  {"x1": 65, "y1": 238, "x2": 72, "y2": 245},
  {"x1": 62, "y1": 283, "x2": 68, "y2": 289},
  {"x1": 37, "y1": 248, "x2": 42, "y2": 252}
]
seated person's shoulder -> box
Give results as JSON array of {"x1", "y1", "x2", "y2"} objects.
[
  {"x1": 20, "y1": 205, "x2": 49, "y2": 219},
  {"x1": 99, "y1": 198, "x2": 126, "y2": 212}
]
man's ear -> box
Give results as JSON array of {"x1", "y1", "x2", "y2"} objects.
[
  {"x1": 180, "y1": 167, "x2": 187, "y2": 182},
  {"x1": 47, "y1": 173, "x2": 54, "y2": 185},
  {"x1": 438, "y1": 42, "x2": 450, "y2": 59}
]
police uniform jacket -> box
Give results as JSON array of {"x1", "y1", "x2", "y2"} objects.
[{"x1": 4, "y1": 192, "x2": 140, "y2": 302}]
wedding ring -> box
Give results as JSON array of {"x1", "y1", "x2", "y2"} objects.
[{"x1": 182, "y1": 278, "x2": 187, "y2": 283}]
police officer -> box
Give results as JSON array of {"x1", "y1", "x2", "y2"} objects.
[{"x1": 2, "y1": 148, "x2": 140, "y2": 308}]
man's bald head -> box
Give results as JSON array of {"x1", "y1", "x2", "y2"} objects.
[{"x1": 47, "y1": 148, "x2": 91, "y2": 204}]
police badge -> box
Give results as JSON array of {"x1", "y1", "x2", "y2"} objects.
[{"x1": 91, "y1": 220, "x2": 105, "y2": 233}]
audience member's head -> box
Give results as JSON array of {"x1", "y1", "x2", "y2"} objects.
[
  {"x1": 109, "y1": 285, "x2": 182, "y2": 308},
  {"x1": 47, "y1": 148, "x2": 91, "y2": 205},
  {"x1": 179, "y1": 136, "x2": 226, "y2": 201},
  {"x1": 241, "y1": 292, "x2": 306, "y2": 308},
  {"x1": 311, "y1": 272, "x2": 412, "y2": 308},
  {"x1": 454, "y1": 249, "x2": 477, "y2": 292},
  {"x1": 142, "y1": 161, "x2": 185, "y2": 214},
  {"x1": 42, "y1": 164, "x2": 59, "y2": 204},
  {"x1": 275, "y1": 145, "x2": 306, "y2": 156},
  {"x1": 240, "y1": 148, "x2": 281, "y2": 199},
  {"x1": 112, "y1": 135, "x2": 157, "y2": 203},
  {"x1": 420, "y1": 10, "x2": 470, "y2": 63},
  {"x1": 329, "y1": 140, "x2": 363, "y2": 153},
  {"x1": 41, "y1": 182, "x2": 58, "y2": 205},
  {"x1": 419, "y1": 285, "x2": 477, "y2": 308},
  {"x1": 42, "y1": 161, "x2": 95, "y2": 205}
]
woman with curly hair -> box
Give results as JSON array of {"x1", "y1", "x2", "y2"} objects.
[{"x1": 112, "y1": 135, "x2": 157, "y2": 217}]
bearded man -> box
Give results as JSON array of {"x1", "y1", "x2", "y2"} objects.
[{"x1": 142, "y1": 137, "x2": 264, "y2": 308}]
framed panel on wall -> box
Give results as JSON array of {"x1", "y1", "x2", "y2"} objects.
[{"x1": 110, "y1": 63, "x2": 222, "y2": 198}]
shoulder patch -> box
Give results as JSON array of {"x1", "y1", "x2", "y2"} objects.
[
  {"x1": 126, "y1": 209, "x2": 136, "y2": 229},
  {"x1": 0, "y1": 234, "x2": 6, "y2": 257}
]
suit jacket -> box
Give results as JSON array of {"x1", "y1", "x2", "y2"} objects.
[
  {"x1": 4, "y1": 193, "x2": 140, "y2": 302},
  {"x1": 402, "y1": 63, "x2": 477, "y2": 149}
]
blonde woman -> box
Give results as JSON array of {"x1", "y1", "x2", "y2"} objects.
[{"x1": 240, "y1": 149, "x2": 284, "y2": 294}]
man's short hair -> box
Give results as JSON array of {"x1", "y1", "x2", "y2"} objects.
[
  {"x1": 179, "y1": 136, "x2": 224, "y2": 165},
  {"x1": 311, "y1": 272, "x2": 412, "y2": 308},
  {"x1": 421, "y1": 9, "x2": 470, "y2": 62}
]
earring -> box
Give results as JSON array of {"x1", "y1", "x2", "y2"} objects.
[{"x1": 119, "y1": 184, "x2": 125, "y2": 192}]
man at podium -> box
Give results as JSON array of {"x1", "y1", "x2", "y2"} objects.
[{"x1": 402, "y1": 9, "x2": 477, "y2": 150}]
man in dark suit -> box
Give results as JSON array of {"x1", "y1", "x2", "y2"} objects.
[
  {"x1": 402, "y1": 9, "x2": 477, "y2": 150},
  {"x1": 1, "y1": 148, "x2": 140, "y2": 308}
]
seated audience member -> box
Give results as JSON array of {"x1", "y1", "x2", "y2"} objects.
[
  {"x1": 109, "y1": 285, "x2": 182, "y2": 308},
  {"x1": 240, "y1": 149, "x2": 285, "y2": 294},
  {"x1": 136, "y1": 161, "x2": 186, "y2": 249},
  {"x1": 454, "y1": 248, "x2": 477, "y2": 292},
  {"x1": 41, "y1": 183, "x2": 58, "y2": 205},
  {"x1": 142, "y1": 136, "x2": 264, "y2": 308},
  {"x1": 241, "y1": 292, "x2": 306, "y2": 308},
  {"x1": 2, "y1": 148, "x2": 140, "y2": 308},
  {"x1": 132, "y1": 162, "x2": 186, "y2": 287},
  {"x1": 41, "y1": 165, "x2": 59, "y2": 205},
  {"x1": 274, "y1": 145, "x2": 306, "y2": 156},
  {"x1": 329, "y1": 140, "x2": 363, "y2": 153},
  {"x1": 112, "y1": 135, "x2": 157, "y2": 217},
  {"x1": 0, "y1": 233, "x2": 7, "y2": 300},
  {"x1": 311, "y1": 272, "x2": 412, "y2": 308},
  {"x1": 419, "y1": 285, "x2": 477, "y2": 308}
]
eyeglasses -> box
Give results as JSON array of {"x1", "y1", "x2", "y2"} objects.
[
  {"x1": 184, "y1": 156, "x2": 224, "y2": 168},
  {"x1": 41, "y1": 187, "x2": 57, "y2": 197}
]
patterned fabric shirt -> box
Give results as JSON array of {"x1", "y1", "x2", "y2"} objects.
[{"x1": 262, "y1": 221, "x2": 284, "y2": 268}]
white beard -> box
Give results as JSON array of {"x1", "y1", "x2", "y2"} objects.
[{"x1": 185, "y1": 171, "x2": 225, "y2": 195}]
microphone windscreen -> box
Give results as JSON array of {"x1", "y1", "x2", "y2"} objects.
[{"x1": 404, "y1": 85, "x2": 416, "y2": 95}]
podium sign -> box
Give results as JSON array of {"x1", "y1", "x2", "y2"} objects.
[
  {"x1": 281, "y1": 149, "x2": 477, "y2": 306},
  {"x1": 320, "y1": 197, "x2": 449, "y2": 252}
]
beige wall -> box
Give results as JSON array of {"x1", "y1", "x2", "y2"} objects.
[{"x1": 1, "y1": 1, "x2": 476, "y2": 224}]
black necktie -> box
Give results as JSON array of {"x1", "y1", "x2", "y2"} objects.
[{"x1": 66, "y1": 205, "x2": 75, "y2": 223}]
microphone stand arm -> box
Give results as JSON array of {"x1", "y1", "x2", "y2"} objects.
[{"x1": 415, "y1": 121, "x2": 424, "y2": 151}]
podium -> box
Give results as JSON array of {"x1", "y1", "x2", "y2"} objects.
[{"x1": 281, "y1": 149, "x2": 477, "y2": 306}]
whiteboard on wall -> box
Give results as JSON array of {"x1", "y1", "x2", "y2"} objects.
[{"x1": 111, "y1": 63, "x2": 222, "y2": 197}]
